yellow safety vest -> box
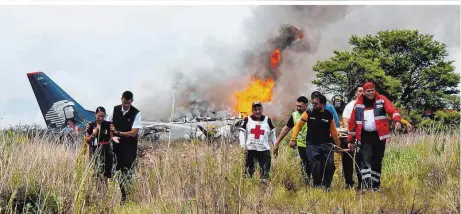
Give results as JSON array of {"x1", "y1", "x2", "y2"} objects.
[{"x1": 292, "y1": 111, "x2": 308, "y2": 147}]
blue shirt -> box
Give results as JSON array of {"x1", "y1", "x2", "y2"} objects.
[{"x1": 308, "y1": 103, "x2": 340, "y2": 128}]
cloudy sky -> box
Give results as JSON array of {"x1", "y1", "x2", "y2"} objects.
[{"x1": 0, "y1": 4, "x2": 459, "y2": 127}]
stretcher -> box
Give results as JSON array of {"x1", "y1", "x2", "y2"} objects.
[
  {"x1": 335, "y1": 127, "x2": 354, "y2": 152},
  {"x1": 337, "y1": 127, "x2": 349, "y2": 139}
]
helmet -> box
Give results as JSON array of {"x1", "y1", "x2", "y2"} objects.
[{"x1": 332, "y1": 95, "x2": 346, "y2": 114}]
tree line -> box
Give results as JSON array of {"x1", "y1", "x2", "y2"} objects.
[{"x1": 312, "y1": 29, "x2": 460, "y2": 130}]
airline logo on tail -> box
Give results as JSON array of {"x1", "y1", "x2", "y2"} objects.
[
  {"x1": 27, "y1": 71, "x2": 95, "y2": 129},
  {"x1": 45, "y1": 100, "x2": 76, "y2": 128}
]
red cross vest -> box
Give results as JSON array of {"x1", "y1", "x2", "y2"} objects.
[{"x1": 244, "y1": 116, "x2": 272, "y2": 151}]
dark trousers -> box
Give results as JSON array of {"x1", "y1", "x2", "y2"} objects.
[
  {"x1": 359, "y1": 131, "x2": 386, "y2": 189},
  {"x1": 342, "y1": 150, "x2": 363, "y2": 187},
  {"x1": 245, "y1": 150, "x2": 271, "y2": 180},
  {"x1": 339, "y1": 138, "x2": 362, "y2": 187},
  {"x1": 113, "y1": 144, "x2": 138, "y2": 201},
  {"x1": 90, "y1": 144, "x2": 114, "y2": 178},
  {"x1": 307, "y1": 143, "x2": 335, "y2": 188},
  {"x1": 297, "y1": 146, "x2": 311, "y2": 183}
]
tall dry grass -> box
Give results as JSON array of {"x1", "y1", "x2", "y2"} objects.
[{"x1": 0, "y1": 128, "x2": 459, "y2": 213}]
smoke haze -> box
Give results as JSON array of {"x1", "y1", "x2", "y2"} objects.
[
  {"x1": 150, "y1": 5, "x2": 459, "y2": 121},
  {"x1": 0, "y1": 5, "x2": 458, "y2": 125}
]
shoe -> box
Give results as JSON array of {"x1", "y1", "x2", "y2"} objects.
[
  {"x1": 120, "y1": 198, "x2": 126, "y2": 206},
  {"x1": 345, "y1": 184, "x2": 354, "y2": 189},
  {"x1": 120, "y1": 194, "x2": 127, "y2": 206},
  {"x1": 304, "y1": 178, "x2": 311, "y2": 186},
  {"x1": 260, "y1": 178, "x2": 268, "y2": 184}
]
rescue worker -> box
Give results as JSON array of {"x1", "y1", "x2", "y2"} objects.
[
  {"x1": 85, "y1": 107, "x2": 114, "y2": 184},
  {"x1": 291, "y1": 94, "x2": 341, "y2": 190},
  {"x1": 273, "y1": 96, "x2": 311, "y2": 184},
  {"x1": 239, "y1": 101, "x2": 277, "y2": 184},
  {"x1": 332, "y1": 95, "x2": 346, "y2": 116},
  {"x1": 309, "y1": 91, "x2": 342, "y2": 179},
  {"x1": 347, "y1": 82, "x2": 402, "y2": 191},
  {"x1": 342, "y1": 86, "x2": 364, "y2": 189},
  {"x1": 107, "y1": 91, "x2": 142, "y2": 204}
]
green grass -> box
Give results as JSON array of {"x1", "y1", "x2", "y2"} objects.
[{"x1": 0, "y1": 129, "x2": 459, "y2": 213}]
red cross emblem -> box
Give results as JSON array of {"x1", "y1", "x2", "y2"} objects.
[{"x1": 250, "y1": 125, "x2": 265, "y2": 139}]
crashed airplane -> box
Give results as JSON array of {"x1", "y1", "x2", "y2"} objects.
[{"x1": 27, "y1": 71, "x2": 241, "y2": 142}]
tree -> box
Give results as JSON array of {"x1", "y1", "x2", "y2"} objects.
[{"x1": 312, "y1": 29, "x2": 459, "y2": 111}]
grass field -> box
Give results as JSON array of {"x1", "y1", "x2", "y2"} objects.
[{"x1": 0, "y1": 129, "x2": 459, "y2": 213}]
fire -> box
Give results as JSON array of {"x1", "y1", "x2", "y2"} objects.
[
  {"x1": 233, "y1": 48, "x2": 282, "y2": 117},
  {"x1": 270, "y1": 48, "x2": 281, "y2": 68},
  {"x1": 234, "y1": 77, "x2": 275, "y2": 117},
  {"x1": 233, "y1": 25, "x2": 303, "y2": 118}
]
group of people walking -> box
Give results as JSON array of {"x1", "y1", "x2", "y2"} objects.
[
  {"x1": 239, "y1": 81, "x2": 409, "y2": 191},
  {"x1": 83, "y1": 82, "x2": 408, "y2": 205},
  {"x1": 84, "y1": 91, "x2": 142, "y2": 204}
]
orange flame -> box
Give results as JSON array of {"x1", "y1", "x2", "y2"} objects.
[
  {"x1": 270, "y1": 48, "x2": 281, "y2": 68},
  {"x1": 233, "y1": 48, "x2": 283, "y2": 117},
  {"x1": 234, "y1": 77, "x2": 275, "y2": 117},
  {"x1": 233, "y1": 25, "x2": 304, "y2": 117}
]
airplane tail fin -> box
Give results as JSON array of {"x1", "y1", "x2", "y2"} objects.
[{"x1": 27, "y1": 71, "x2": 94, "y2": 128}]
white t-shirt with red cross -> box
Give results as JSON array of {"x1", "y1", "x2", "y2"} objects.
[{"x1": 238, "y1": 115, "x2": 277, "y2": 151}]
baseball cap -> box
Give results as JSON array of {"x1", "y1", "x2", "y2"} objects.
[{"x1": 252, "y1": 101, "x2": 262, "y2": 108}]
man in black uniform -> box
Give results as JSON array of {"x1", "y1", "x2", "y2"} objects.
[{"x1": 107, "y1": 91, "x2": 142, "y2": 204}]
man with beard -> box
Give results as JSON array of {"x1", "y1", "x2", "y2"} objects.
[
  {"x1": 347, "y1": 82, "x2": 402, "y2": 191},
  {"x1": 273, "y1": 96, "x2": 311, "y2": 184},
  {"x1": 291, "y1": 94, "x2": 341, "y2": 190},
  {"x1": 308, "y1": 91, "x2": 342, "y2": 179}
]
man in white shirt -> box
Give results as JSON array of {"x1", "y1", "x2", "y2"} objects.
[
  {"x1": 341, "y1": 86, "x2": 363, "y2": 189},
  {"x1": 107, "y1": 91, "x2": 142, "y2": 204},
  {"x1": 342, "y1": 86, "x2": 363, "y2": 125},
  {"x1": 239, "y1": 101, "x2": 277, "y2": 184}
]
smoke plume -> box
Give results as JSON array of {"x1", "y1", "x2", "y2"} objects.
[{"x1": 139, "y1": 5, "x2": 460, "y2": 121}]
